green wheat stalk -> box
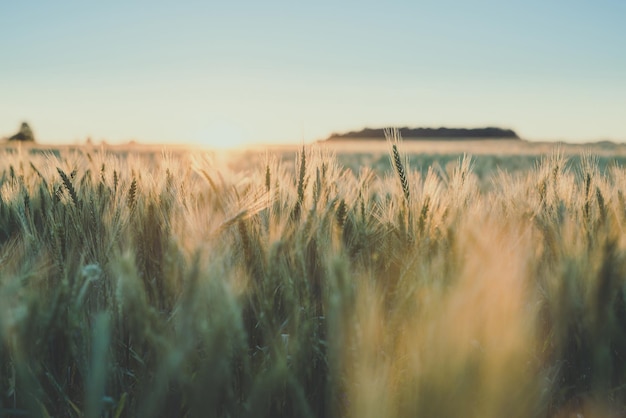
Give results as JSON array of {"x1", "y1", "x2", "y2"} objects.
[
  {"x1": 57, "y1": 167, "x2": 80, "y2": 207},
  {"x1": 127, "y1": 178, "x2": 137, "y2": 209},
  {"x1": 385, "y1": 128, "x2": 410, "y2": 203}
]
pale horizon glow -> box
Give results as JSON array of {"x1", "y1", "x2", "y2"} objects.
[{"x1": 1, "y1": 1, "x2": 625, "y2": 147}]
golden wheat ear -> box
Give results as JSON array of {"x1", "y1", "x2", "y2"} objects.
[{"x1": 385, "y1": 128, "x2": 410, "y2": 203}]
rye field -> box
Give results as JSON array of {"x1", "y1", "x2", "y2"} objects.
[{"x1": 3, "y1": 135, "x2": 626, "y2": 417}]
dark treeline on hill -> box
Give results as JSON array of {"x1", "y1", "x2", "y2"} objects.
[{"x1": 326, "y1": 126, "x2": 520, "y2": 140}]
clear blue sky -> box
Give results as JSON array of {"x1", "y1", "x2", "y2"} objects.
[{"x1": 1, "y1": 1, "x2": 625, "y2": 146}]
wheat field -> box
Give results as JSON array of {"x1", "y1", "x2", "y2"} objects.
[{"x1": 1, "y1": 135, "x2": 626, "y2": 417}]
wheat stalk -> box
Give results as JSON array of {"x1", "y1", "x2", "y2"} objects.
[
  {"x1": 385, "y1": 128, "x2": 410, "y2": 203},
  {"x1": 57, "y1": 167, "x2": 80, "y2": 207},
  {"x1": 127, "y1": 178, "x2": 137, "y2": 209},
  {"x1": 292, "y1": 146, "x2": 308, "y2": 220}
]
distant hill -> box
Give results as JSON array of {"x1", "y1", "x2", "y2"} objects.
[{"x1": 326, "y1": 127, "x2": 520, "y2": 141}]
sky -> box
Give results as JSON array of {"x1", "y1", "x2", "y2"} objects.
[{"x1": 1, "y1": 1, "x2": 625, "y2": 147}]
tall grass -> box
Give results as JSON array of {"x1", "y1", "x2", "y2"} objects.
[{"x1": 1, "y1": 137, "x2": 626, "y2": 417}]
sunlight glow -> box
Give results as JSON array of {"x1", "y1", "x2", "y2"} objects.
[{"x1": 192, "y1": 121, "x2": 251, "y2": 150}]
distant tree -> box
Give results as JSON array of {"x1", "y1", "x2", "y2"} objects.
[{"x1": 9, "y1": 122, "x2": 36, "y2": 142}]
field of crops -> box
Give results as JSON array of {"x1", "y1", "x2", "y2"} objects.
[{"x1": 2, "y1": 135, "x2": 626, "y2": 417}]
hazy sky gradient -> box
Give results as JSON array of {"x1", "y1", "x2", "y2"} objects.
[{"x1": 1, "y1": 1, "x2": 625, "y2": 146}]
